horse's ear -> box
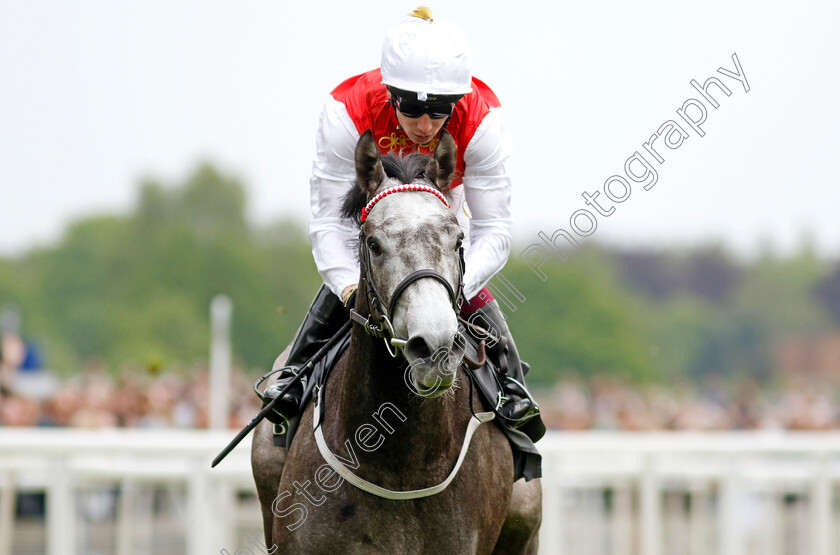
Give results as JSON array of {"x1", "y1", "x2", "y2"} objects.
[
  {"x1": 355, "y1": 130, "x2": 385, "y2": 196},
  {"x1": 426, "y1": 130, "x2": 457, "y2": 191}
]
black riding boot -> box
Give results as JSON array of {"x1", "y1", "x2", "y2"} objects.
[
  {"x1": 466, "y1": 300, "x2": 542, "y2": 433},
  {"x1": 261, "y1": 285, "x2": 347, "y2": 424}
]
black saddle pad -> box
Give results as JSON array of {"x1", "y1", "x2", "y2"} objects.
[
  {"x1": 277, "y1": 330, "x2": 351, "y2": 447},
  {"x1": 278, "y1": 330, "x2": 542, "y2": 482}
]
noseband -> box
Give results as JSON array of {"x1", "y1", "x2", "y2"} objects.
[{"x1": 349, "y1": 184, "x2": 466, "y2": 357}]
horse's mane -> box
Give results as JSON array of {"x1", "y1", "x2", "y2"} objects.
[{"x1": 341, "y1": 152, "x2": 433, "y2": 227}]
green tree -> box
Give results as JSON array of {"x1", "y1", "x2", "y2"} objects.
[
  {"x1": 499, "y1": 246, "x2": 658, "y2": 386},
  {"x1": 4, "y1": 163, "x2": 321, "y2": 374}
]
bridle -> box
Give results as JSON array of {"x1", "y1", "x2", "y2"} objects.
[
  {"x1": 349, "y1": 183, "x2": 466, "y2": 358},
  {"x1": 315, "y1": 182, "x2": 495, "y2": 501}
]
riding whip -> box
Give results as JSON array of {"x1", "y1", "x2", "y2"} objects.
[{"x1": 211, "y1": 319, "x2": 353, "y2": 468}]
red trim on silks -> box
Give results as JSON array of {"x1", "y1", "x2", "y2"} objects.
[
  {"x1": 330, "y1": 69, "x2": 501, "y2": 189},
  {"x1": 459, "y1": 287, "x2": 494, "y2": 317},
  {"x1": 360, "y1": 184, "x2": 451, "y2": 222}
]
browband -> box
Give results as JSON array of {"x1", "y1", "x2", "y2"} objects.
[{"x1": 360, "y1": 184, "x2": 450, "y2": 222}]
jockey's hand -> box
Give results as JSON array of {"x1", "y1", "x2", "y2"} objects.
[{"x1": 341, "y1": 284, "x2": 359, "y2": 307}]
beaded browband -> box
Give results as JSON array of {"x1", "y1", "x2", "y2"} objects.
[{"x1": 360, "y1": 184, "x2": 450, "y2": 223}]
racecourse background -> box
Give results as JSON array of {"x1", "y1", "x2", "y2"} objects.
[{"x1": 2, "y1": 367, "x2": 838, "y2": 431}]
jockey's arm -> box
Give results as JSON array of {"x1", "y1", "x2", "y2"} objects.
[
  {"x1": 308, "y1": 96, "x2": 362, "y2": 299},
  {"x1": 460, "y1": 107, "x2": 514, "y2": 300}
]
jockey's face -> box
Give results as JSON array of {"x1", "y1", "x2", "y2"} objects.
[{"x1": 388, "y1": 90, "x2": 448, "y2": 147}]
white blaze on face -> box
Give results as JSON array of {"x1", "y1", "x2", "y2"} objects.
[{"x1": 364, "y1": 183, "x2": 464, "y2": 394}]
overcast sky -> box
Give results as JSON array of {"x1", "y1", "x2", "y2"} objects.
[{"x1": 1, "y1": 1, "x2": 838, "y2": 259}]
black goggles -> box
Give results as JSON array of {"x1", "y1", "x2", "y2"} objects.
[{"x1": 388, "y1": 88, "x2": 461, "y2": 119}]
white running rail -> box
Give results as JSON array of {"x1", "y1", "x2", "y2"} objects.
[
  {"x1": 537, "y1": 431, "x2": 840, "y2": 555},
  {"x1": 1, "y1": 429, "x2": 839, "y2": 555}
]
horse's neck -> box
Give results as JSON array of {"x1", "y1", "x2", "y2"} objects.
[{"x1": 332, "y1": 324, "x2": 465, "y2": 469}]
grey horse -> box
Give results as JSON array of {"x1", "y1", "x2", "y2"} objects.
[{"x1": 252, "y1": 130, "x2": 541, "y2": 554}]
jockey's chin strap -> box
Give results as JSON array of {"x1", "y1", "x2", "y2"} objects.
[
  {"x1": 349, "y1": 184, "x2": 466, "y2": 358},
  {"x1": 312, "y1": 384, "x2": 495, "y2": 500}
]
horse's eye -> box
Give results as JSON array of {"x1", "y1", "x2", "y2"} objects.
[
  {"x1": 368, "y1": 239, "x2": 382, "y2": 256},
  {"x1": 455, "y1": 234, "x2": 464, "y2": 250}
]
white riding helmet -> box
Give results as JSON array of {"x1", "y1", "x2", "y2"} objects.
[{"x1": 380, "y1": 7, "x2": 473, "y2": 101}]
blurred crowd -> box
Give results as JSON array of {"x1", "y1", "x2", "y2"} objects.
[
  {"x1": 538, "y1": 374, "x2": 840, "y2": 431},
  {"x1": 1, "y1": 363, "x2": 839, "y2": 431},
  {"x1": 0, "y1": 363, "x2": 263, "y2": 429}
]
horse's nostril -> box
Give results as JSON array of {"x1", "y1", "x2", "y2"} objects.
[{"x1": 405, "y1": 336, "x2": 432, "y2": 360}]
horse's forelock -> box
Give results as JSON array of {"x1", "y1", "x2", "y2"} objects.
[
  {"x1": 381, "y1": 153, "x2": 431, "y2": 187},
  {"x1": 340, "y1": 186, "x2": 368, "y2": 225},
  {"x1": 341, "y1": 152, "x2": 443, "y2": 226}
]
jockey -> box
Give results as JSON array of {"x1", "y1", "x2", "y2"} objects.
[{"x1": 264, "y1": 7, "x2": 541, "y2": 437}]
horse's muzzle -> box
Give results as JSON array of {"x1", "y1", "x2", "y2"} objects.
[{"x1": 403, "y1": 331, "x2": 466, "y2": 397}]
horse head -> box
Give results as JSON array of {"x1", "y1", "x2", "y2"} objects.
[{"x1": 344, "y1": 129, "x2": 466, "y2": 397}]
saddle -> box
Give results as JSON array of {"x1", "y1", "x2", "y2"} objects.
[{"x1": 270, "y1": 327, "x2": 542, "y2": 482}]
